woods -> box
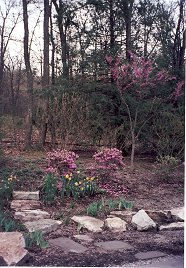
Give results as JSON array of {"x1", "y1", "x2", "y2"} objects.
[{"x1": 0, "y1": 0, "x2": 185, "y2": 163}]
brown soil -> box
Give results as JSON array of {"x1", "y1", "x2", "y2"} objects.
[{"x1": 0, "y1": 145, "x2": 184, "y2": 267}]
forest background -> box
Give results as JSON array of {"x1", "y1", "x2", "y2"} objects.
[{"x1": 0, "y1": 0, "x2": 185, "y2": 166}]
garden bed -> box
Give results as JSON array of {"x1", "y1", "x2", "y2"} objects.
[{"x1": 0, "y1": 148, "x2": 184, "y2": 266}]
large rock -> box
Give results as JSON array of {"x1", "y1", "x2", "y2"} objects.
[
  {"x1": 159, "y1": 222, "x2": 184, "y2": 231},
  {"x1": 146, "y1": 210, "x2": 171, "y2": 222},
  {"x1": 105, "y1": 217, "x2": 127, "y2": 232},
  {"x1": 11, "y1": 200, "x2": 41, "y2": 211},
  {"x1": 14, "y1": 209, "x2": 50, "y2": 222},
  {"x1": 13, "y1": 191, "x2": 40, "y2": 200},
  {"x1": 24, "y1": 219, "x2": 62, "y2": 233},
  {"x1": 71, "y1": 216, "x2": 104, "y2": 232},
  {"x1": 132, "y1": 209, "x2": 157, "y2": 231},
  {"x1": 110, "y1": 211, "x2": 136, "y2": 222},
  {"x1": 170, "y1": 207, "x2": 184, "y2": 221},
  {"x1": 0, "y1": 232, "x2": 28, "y2": 266}
]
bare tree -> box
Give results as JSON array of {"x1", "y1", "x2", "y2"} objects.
[{"x1": 0, "y1": 0, "x2": 20, "y2": 103}]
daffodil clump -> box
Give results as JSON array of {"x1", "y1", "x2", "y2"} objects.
[
  {"x1": 60, "y1": 172, "x2": 98, "y2": 199},
  {"x1": 0, "y1": 174, "x2": 17, "y2": 203}
]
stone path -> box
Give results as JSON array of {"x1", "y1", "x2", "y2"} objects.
[
  {"x1": 12, "y1": 191, "x2": 62, "y2": 233},
  {"x1": 0, "y1": 190, "x2": 183, "y2": 266}
]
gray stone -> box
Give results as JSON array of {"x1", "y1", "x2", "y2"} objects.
[
  {"x1": 132, "y1": 209, "x2": 157, "y2": 231},
  {"x1": 0, "y1": 256, "x2": 6, "y2": 266},
  {"x1": 49, "y1": 237, "x2": 88, "y2": 253},
  {"x1": 110, "y1": 211, "x2": 136, "y2": 222},
  {"x1": 14, "y1": 209, "x2": 50, "y2": 222},
  {"x1": 135, "y1": 251, "x2": 167, "y2": 260},
  {"x1": 146, "y1": 210, "x2": 171, "y2": 222},
  {"x1": 105, "y1": 217, "x2": 127, "y2": 232},
  {"x1": 74, "y1": 235, "x2": 93, "y2": 242},
  {"x1": 170, "y1": 207, "x2": 184, "y2": 221},
  {"x1": 159, "y1": 222, "x2": 184, "y2": 231},
  {"x1": 24, "y1": 219, "x2": 62, "y2": 233},
  {"x1": 71, "y1": 216, "x2": 104, "y2": 232},
  {"x1": 13, "y1": 191, "x2": 40, "y2": 200},
  {"x1": 95, "y1": 240, "x2": 133, "y2": 251},
  {"x1": 0, "y1": 232, "x2": 28, "y2": 266},
  {"x1": 11, "y1": 199, "x2": 41, "y2": 211}
]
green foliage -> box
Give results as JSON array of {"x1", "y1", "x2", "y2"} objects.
[
  {"x1": 151, "y1": 107, "x2": 184, "y2": 158},
  {"x1": 0, "y1": 174, "x2": 16, "y2": 206},
  {"x1": 43, "y1": 173, "x2": 57, "y2": 204},
  {"x1": 24, "y1": 231, "x2": 48, "y2": 249},
  {"x1": 87, "y1": 200, "x2": 104, "y2": 217},
  {"x1": 108, "y1": 199, "x2": 118, "y2": 210},
  {"x1": 60, "y1": 173, "x2": 98, "y2": 200},
  {"x1": 156, "y1": 155, "x2": 181, "y2": 180},
  {"x1": 87, "y1": 197, "x2": 134, "y2": 217},
  {"x1": 118, "y1": 197, "x2": 134, "y2": 210},
  {"x1": 0, "y1": 211, "x2": 25, "y2": 232}
]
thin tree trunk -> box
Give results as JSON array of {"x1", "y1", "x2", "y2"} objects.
[
  {"x1": 22, "y1": 0, "x2": 33, "y2": 149},
  {"x1": 40, "y1": 0, "x2": 50, "y2": 147},
  {"x1": 131, "y1": 132, "x2": 135, "y2": 168}
]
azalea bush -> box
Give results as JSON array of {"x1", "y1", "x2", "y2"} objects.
[
  {"x1": 44, "y1": 148, "x2": 127, "y2": 202},
  {"x1": 44, "y1": 150, "x2": 99, "y2": 201},
  {"x1": 89, "y1": 147, "x2": 125, "y2": 182},
  {"x1": 46, "y1": 149, "x2": 79, "y2": 175}
]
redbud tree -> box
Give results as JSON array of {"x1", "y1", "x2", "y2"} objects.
[{"x1": 106, "y1": 52, "x2": 182, "y2": 167}]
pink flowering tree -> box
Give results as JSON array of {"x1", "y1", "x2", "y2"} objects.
[{"x1": 106, "y1": 52, "x2": 179, "y2": 167}]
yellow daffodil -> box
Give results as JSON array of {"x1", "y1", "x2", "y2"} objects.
[
  {"x1": 80, "y1": 187, "x2": 84, "y2": 191},
  {"x1": 75, "y1": 182, "x2": 79, "y2": 186},
  {"x1": 90, "y1": 177, "x2": 95, "y2": 181},
  {"x1": 68, "y1": 177, "x2": 72, "y2": 181},
  {"x1": 86, "y1": 177, "x2": 89, "y2": 181},
  {"x1": 65, "y1": 174, "x2": 70, "y2": 179}
]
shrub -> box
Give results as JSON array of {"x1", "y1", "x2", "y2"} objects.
[
  {"x1": 90, "y1": 147, "x2": 125, "y2": 181},
  {"x1": 46, "y1": 149, "x2": 79, "y2": 175},
  {"x1": 156, "y1": 155, "x2": 181, "y2": 180}
]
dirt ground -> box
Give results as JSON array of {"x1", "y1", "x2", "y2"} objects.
[{"x1": 0, "y1": 142, "x2": 184, "y2": 267}]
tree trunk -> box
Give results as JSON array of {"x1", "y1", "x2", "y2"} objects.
[
  {"x1": 131, "y1": 131, "x2": 135, "y2": 168},
  {"x1": 22, "y1": 0, "x2": 34, "y2": 149},
  {"x1": 120, "y1": 0, "x2": 134, "y2": 60},
  {"x1": 52, "y1": 0, "x2": 69, "y2": 78},
  {"x1": 39, "y1": 0, "x2": 50, "y2": 147}
]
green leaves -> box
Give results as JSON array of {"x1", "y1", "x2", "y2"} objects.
[
  {"x1": 24, "y1": 231, "x2": 48, "y2": 249},
  {"x1": 43, "y1": 173, "x2": 57, "y2": 204}
]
